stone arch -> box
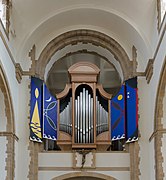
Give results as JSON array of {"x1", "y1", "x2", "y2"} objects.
[
  {"x1": 154, "y1": 57, "x2": 166, "y2": 179},
  {"x1": 36, "y1": 29, "x2": 132, "y2": 80},
  {"x1": 0, "y1": 64, "x2": 15, "y2": 180},
  {"x1": 52, "y1": 172, "x2": 117, "y2": 180}
]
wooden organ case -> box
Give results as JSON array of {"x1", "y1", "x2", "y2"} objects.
[{"x1": 56, "y1": 62, "x2": 112, "y2": 150}]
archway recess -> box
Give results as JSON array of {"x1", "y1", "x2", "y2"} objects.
[
  {"x1": 52, "y1": 171, "x2": 117, "y2": 180},
  {"x1": 36, "y1": 29, "x2": 133, "y2": 81},
  {"x1": 0, "y1": 65, "x2": 15, "y2": 180}
]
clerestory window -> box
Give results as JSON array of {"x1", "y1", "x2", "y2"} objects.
[
  {"x1": 0, "y1": 0, "x2": 10, "y2": 35},
  {"x1": 157, "y1": 0, "x2": 166, "y2": 31}
]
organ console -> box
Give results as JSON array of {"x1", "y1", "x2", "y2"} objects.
[{"x1": 56, "y1": 62, "x2": 112, "y2": 150}]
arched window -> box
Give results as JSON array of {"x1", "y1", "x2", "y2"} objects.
[
  {"x1": 0, "y1": 0, "x2": 10, "y2": 35},
  {"x1": 157, "y1": 0, "x2": 166, "y2": 30}
]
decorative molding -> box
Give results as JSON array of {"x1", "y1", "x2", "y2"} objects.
[
  {"x1": 29, "y1": 44, "x2": 37, "y2": 76},
  {"x1": 0, "y1": 0, "x2": 11, "y2": 37},
  {"x1": 129, "y1": 142, "x2": 141, "y2": 180},
  {"x1": 0, "y1": 131, "x2": 19, "y2": 141},
  {"x1": 0, "y1": 18, "x2": 9, "y2": 39},
  {"x1": 145, "y1": 59, "x2": 154, "y2": 84},
  {"x1": 28, "y1": 141, "x2": 40, "y2": 180},
  {"x1": 36, "y1": 29, "x2": 132, "y2": 80},
  {"x1": 154, "y1": 24, "x2": 166, "y2": 60},
  {"x1": 157, "y1": 0, "x2": 166, "y2": 33},
  {"x1": 6, "y1": 135, "x2": 15, "y2": 180},
  {"x1": 153, "y1": 56, "x2": 166, "y2": 180},
  {"x1": 0, "y1": 30, "x2": 15, "y2": 66},
  {"x1": 73, "y1": 150, "x2": 96, "y2": 169},
  {"x1": 149, "y1": 129, "x2": 166, "y2": 142},
  {"x1": 15, "y1": 45, "x2": 39, "y2": 83},
  {"x1": 15, "y1": 63, "x2": 32, "y2": 83},
  {"x1": 136, "y1": 59, "x2": 154, "y2": 83},
  {"x1": 52, "y1": 172, "x2": 117, "y2": 180},
  {"x1": 15, "y1": 63, "x2": 23, "y2": 83},
  {"x1": 38, "y1": 166, "x2": 130, "y2": 171},
  {"x1": 132, "y1": 46, "x2": 138, "y2": 77}
]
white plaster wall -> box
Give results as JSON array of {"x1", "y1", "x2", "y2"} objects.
[
  {"x1": 39, "y1": 152, "x2": 130, "y2": 167},
  {"x1": 0, "y1": 89, "x2": 7, "y2": 131},
  {"x1": 0, "y1": 137, "x2": 7, "y2": 180},
  {"x1": 149, "y1": 139, "x2": 155, "y2": 180},
  {"x1": 138, "y1": 17, "x2": 166, "y2": 178},
  {"x1": 138, "y1": 78, "x2": 152, "y2": 180},
  {"x1": 15, "y1": 76, "x2": 31, "y2": 180},
  {"x1": 0, "y1": 35, "x2": 19, "y2": 134},
  {"x1": 38, "y1": 152, "x2": 130, "y2": 180}
]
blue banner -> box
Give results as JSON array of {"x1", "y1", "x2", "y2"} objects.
[
  {"x1": 30, "y1": 77, "x2": 43, "y2": 142},
  {"x1": 111, "y1": 85, "x2": 125, "y2": 140},
  {"x1": 43, "y1": 84, "x2": 57, "y2": 140},
  {"x1": 125, "y1": 77, "x2": 138, "y2": 142}
]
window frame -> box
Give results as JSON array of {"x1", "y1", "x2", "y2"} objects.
[
  {"x1": 157, "y1": 0, "x2": 166, "y2": 32},
  {"x1": 0, "y1": 0, "x2": 11, "y2": 38}
]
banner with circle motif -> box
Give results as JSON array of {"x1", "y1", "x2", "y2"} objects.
[{"x1": 111, "y1": 85, "x2": 125, "y2": 141}]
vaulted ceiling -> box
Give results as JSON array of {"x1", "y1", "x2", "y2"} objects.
[{"x1": 10, "y1": 0, "x2": 157, "y2": 93}]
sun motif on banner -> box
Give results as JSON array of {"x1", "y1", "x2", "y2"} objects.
[{"x1": 117, "y1": 94, "x2": 123, "y2": 101}]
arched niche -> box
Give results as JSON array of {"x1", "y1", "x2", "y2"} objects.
[
  {"x1": 36, "y1": 29, "x2": 133, "y2": 81},
  {"x1": 52, "y1": 171, "x2": 117, "y2": 180},
  {"x1": 0, "y1": 64, "x2": 15, "y2": 180}
]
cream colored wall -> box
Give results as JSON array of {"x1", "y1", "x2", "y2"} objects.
[
  {"x1": 0, "y1": 89, "x2": 7, "y2": 131},
  {"x1": 0, "y1": 1, "x2": 165, "y2": 180},
  {"x1": 0, "y1": 137, "x2": 7, "y2": 179},
  {"x1": 38, "y1": 152, "x2": 130, "y2": 180},
  {"x1": 15, "y1": 76, "x2": 31, "y2": 180},
  {"x1": 138, "y1": 22, "x2": 166, "y2": 179},
  {"x1": 0, "y1": 33, "x2": 19, "y2": 133},
  {"x1": 0, "y1": 22, "x2": 30, "y2": 179},
  {"x1": 138, "y1": 78, "x2": 153, "y2": 180}
]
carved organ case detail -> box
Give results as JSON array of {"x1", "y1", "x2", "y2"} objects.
[{"x1": 56, "y1": 62, "x2": 112, "y2": 150}]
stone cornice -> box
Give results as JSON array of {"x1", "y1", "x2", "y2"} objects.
[
  {"x1": 149, "y1": 129, "x2": 166, "y2": 142},
  {"x1": 0, "y1": 131, "x2": 19, "y2": 141}
]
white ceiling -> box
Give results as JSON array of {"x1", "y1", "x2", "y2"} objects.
[
  {"x1": 10, "y1": 0, "x2": 155, "y2": 64},
  {"x1": 9, "y1": 0, "x2": 157, "y2": 92}
]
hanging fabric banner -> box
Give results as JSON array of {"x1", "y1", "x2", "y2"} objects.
[
  {"x1": 111, "y1": 85, "x2": 125, "y2": 140},
  {"x1": 125, "y1": 77, "x2": 138, "y2": 142},
  {"x1": 43, "y1": 84, "x2": 57, "y2": 140},
  {"x1": 30, "y1": 77, "x2": 43, "y2": 142}
]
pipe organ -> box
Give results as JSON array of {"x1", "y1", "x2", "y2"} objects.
[
  {"x1": 56, "y1": 62, "x2": 112, "y2": 150},
  {"x1": 59, "y1": 91, "x2": 72, "y2": 135},
  {"x1": 75, "y1": 85, "x2": 94, "y2": 144}
]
